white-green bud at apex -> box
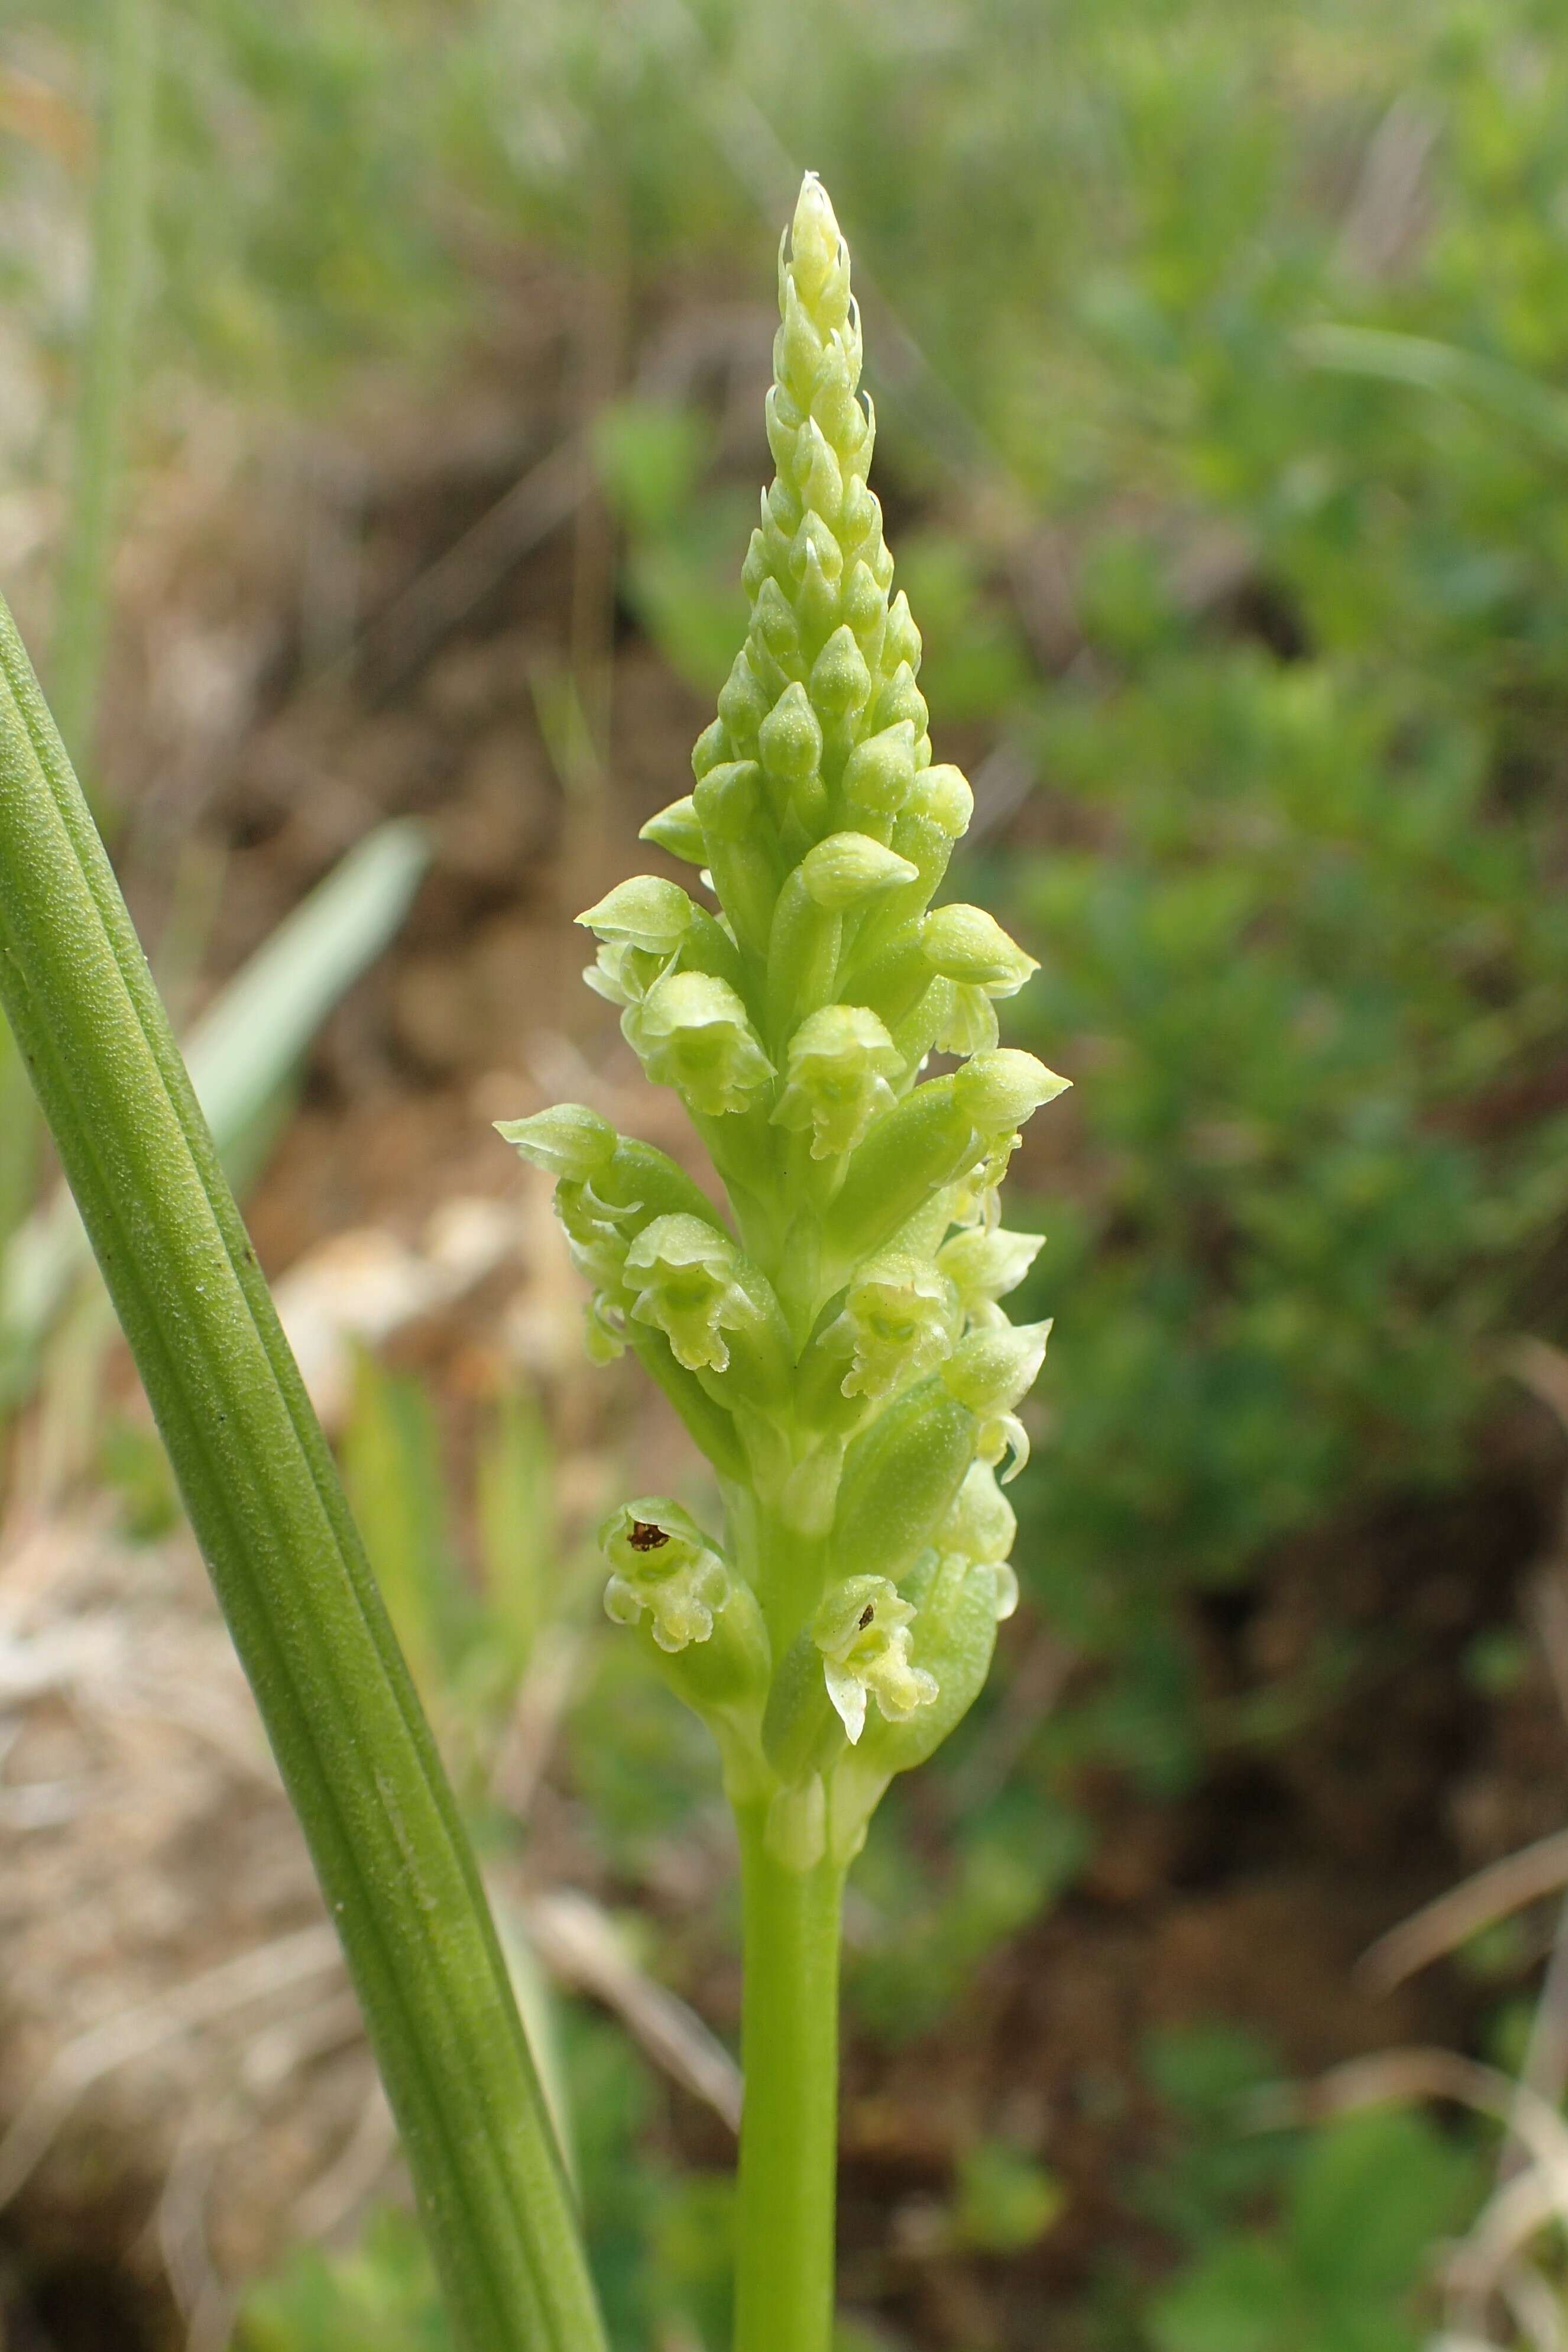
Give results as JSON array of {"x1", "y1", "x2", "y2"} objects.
[
  {"x1": 600, "y1": 1499, "x2": 730, "y2": 1653},
  {"x1": 495, "y1": 1102, "x2": 617, "y2": 1184},
  {"x1": 624, "y1": 1214, "x2": 750, "y2": 1374},
  {"x1": 626, "y1": 970, "x2": 774, "y2": 1116},
  {"x1": 813, "y1": 1575, "x2": 937, "y2": 1744},
  {"x1": 770, "y1": 1003, "x2": 902, "y2": 1159}
]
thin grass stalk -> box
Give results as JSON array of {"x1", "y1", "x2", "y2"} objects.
[
  {"x1": 0, "y1": 591, "x2": 607, "y2": 2352},
  {"x1": 51, "y1": 0, "x2": 158, "y2": 796}
]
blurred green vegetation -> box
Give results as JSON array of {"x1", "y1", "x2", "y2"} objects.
[{"x1": 9, "y1": 0, "x2": 1568, "y2": 2343}]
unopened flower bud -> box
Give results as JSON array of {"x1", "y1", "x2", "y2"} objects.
[
  {"x1": 906, "y1": 763, "x2": 974, "y2": 839},
  {"x1": 798, "y1": 420, "x2": 844, "y2": 522},
  {"x1": 874, "y1": 659, "x2": 928, "y2": 738},
  {"x1": 717, "y1": 650, "x2": 770, "y2": 748},
  {"x1": 639, "y1": 796, "x2": 708, "y2": 866},
  {"x1": 771, "y1": 1004, "x2": 902, "y2": 1161},
  {"x1": 841, "y1": 721, "x2": 918, "y2": 821},
  {"x1": 920, "y1": 903, "x2": 1038, "y2": 996},
  {"x1": 789, "y1": 172, "x2": 844, "y2": 309},
  {"x1": 494, "y1": 1103, "x2": 617, "y2": 1184},
  {"x1": 799, "y1": 831, "x2": 917, "y2": 911},
  {"x1": 759, "y1": 680, "x2": 824, "y2": 785},
  {"x1": 843, "y1": 558, "x2": 886, "y2": 641},
  {"x1": 691, "y1": 717, "x2": 729, "y2": 778},
  {"x1": 813, "y1": 1576, "x2": 937, "y2": 1744},
  {"x1": 627, "y1": 971, "x2": 773, "y2": 1116},
  {"x1": 831, "y1": 1375, "x2": 978, "y2": 1585},
  {"x1": 809, "y1": 624, "x2": 872, "y2": 718},
  {"x1": 953, "y1": 1048, "x2": 1070, "y2": 1139},
  {"x1": 883, "y1": 589, "x2": 922, "y2": 675}
]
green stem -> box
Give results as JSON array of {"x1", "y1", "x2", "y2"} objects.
[
  {"x1": 52, "y1": 0, "x2": 157, "y2": 795},
  {"x1": 734, "y1": 1806, "x2": 846, "y2": 2352},
  {"x1": 0, "y1": 594, "x2": 607, "y2": 2352}
]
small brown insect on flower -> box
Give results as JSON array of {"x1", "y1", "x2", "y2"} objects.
[
  {"x1": 629, "y1": 1521, "x2": 670, "y2": 1553},
  {"x1": 858, "y1": 1603, "x2": 876, "y2": 1630}
]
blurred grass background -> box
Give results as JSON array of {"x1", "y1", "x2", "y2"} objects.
[{"x1": 4, "y1": 2, "x2": 1568, "y2": 2347}]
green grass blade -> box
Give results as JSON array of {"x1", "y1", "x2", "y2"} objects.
[
  {"x1": 0, "y1": 591, "x2": 607, "y2": 2352},
  {"x1": 52, "y1": 0, "x2": 158, "y2": 793}
]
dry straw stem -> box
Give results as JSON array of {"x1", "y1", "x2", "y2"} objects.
[{"x1": 0, "y1": 594, "x2": 605, "y2": 2352}]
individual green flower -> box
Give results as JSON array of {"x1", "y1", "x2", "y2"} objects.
[
  {"x1": 838, "y1": 1251, "x2": 959, "y2": 1402},
  {"x1": 941, "y1": 1319, "x2": 1052, "y2": 1480},
  {"x1": 770, "y1": 1003, "x2": 903, "y2": 1159},
  {"x1": 578, "y1": 874, "x2": 696, "y2": 1007},
  {"x1": 626, "y1": 970, "x2": 774, "y2": 1115},
  {"x1": 937, "y1": 1224, "x2": 1045, "y2": 1327},
  {"x1": 599, "y1": 1499, "x2": 731, "y2": 1653},
  {"x1": 937, "y1": 1462, "x2": 1022, "y2": 1622},
  {"x1": 623, "y1": 1213, "x2": 751, "y2": 1373},
  {"x1": 920, "y1": 903, "x2": 1036, "y2": 1057},
  {"x1": 812, "y1": 1575, "x2": 938, "y2": 1744}
]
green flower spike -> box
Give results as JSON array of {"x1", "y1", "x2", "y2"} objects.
[{"x1": 499, "y1": 170, "x2": 1072, "y2": 2352}]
